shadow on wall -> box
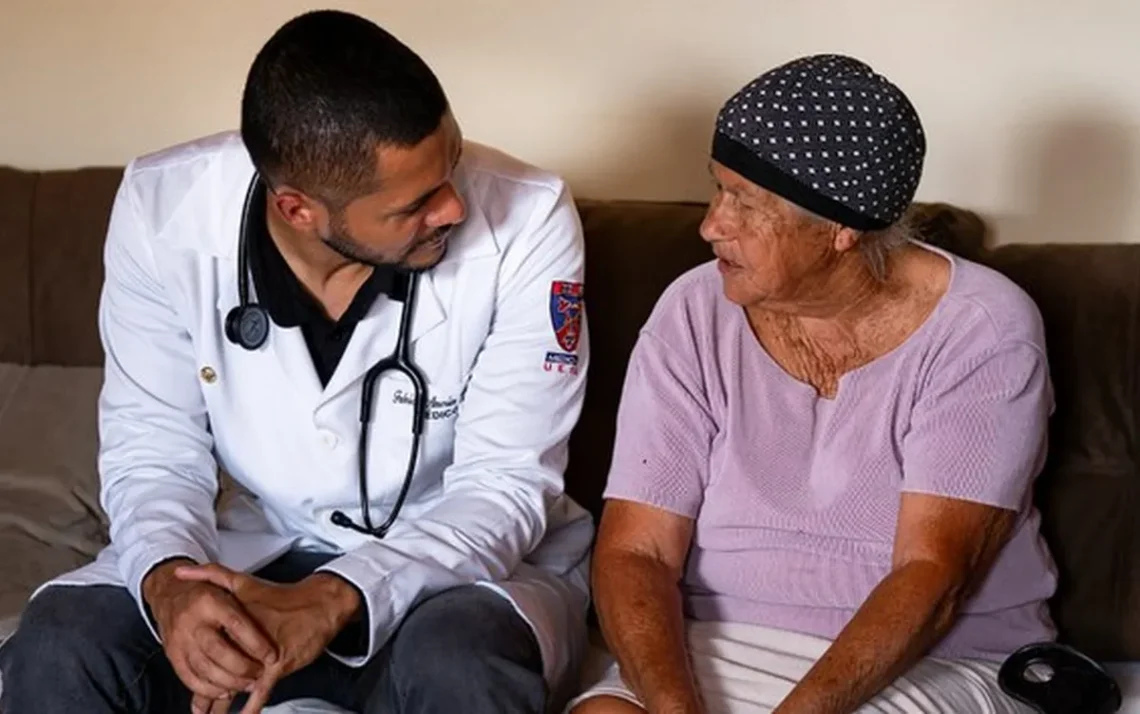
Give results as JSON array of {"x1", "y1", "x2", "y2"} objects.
[{"x1": 990, "y1": 102, "x2": 1139, "y2": 246}]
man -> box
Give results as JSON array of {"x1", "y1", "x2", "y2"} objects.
[{"x1": 0, "y1": 10, "x2": 592, "y2": 714}]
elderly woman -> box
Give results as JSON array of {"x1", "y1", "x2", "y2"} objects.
[{"x1": 570, "y1": 55, "x2": 1057, "y2": 714}]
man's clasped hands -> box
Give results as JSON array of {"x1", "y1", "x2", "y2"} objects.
[{"x1": 142, "y1": 559, "x2": 362, "y2": 714}]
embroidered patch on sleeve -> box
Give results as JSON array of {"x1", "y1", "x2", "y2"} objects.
[
  {"x1": 544, "y1": 351, "x2": 579, "y2": 375},
  {"x1": 549, "y1": 281, "x2": 584, "y2": 353}
]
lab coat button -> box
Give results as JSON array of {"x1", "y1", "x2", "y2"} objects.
[
  {"x1": 199, "y1": 366, "x2": 217, "y2": 384},
  {"x1": 318, "y1": 430, "x2": 339, "y2": 449}
]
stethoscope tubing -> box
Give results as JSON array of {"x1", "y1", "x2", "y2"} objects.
[
  {"x1": 353, "y1": 271, "x2": 428, "y2": 537},
  {"x1": 231, "y1": 173, "x2": 426, "y2": 540}
]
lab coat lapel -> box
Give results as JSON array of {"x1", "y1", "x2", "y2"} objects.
[
  {"x1": 315, "y1": 197, "x2": 498, "y2": 405},
  {"x1": 209, "y1": 158, "x2": 328, "y2": 410},
  {"x1": 266, "y1": 324, "x2": 326, "y2": 406},
  {"x1": 214, "y1": 269, "x2": 325, "y2": 410},
  {"x1": 318, "y1": 274, "x2": 447, "y2": 405}
]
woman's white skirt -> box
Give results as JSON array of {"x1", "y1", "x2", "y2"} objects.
[{"x1": 567, "y1": 621, "x2": 1033, "y2": 713}]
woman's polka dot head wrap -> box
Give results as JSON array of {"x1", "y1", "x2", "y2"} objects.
[{"x1": 712, "y1": 54, "x2": 926, "y2": 230}]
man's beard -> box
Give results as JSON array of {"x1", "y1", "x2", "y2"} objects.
[{"x1": 320, "y1": 213, "x2": 452, "y2": 271}]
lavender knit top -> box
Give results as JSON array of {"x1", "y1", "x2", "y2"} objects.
[{"x1": 604, "y1": 243, "x2": 1059, "y2": 661}]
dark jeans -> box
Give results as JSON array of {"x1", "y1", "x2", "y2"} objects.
[{"x1": 0, "y1": 551, "x2": 546, "y2": 714}]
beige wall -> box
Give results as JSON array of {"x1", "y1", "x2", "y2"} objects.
[{"x1": 2, "y1": 0, "x2": 1139, "y2": 244}]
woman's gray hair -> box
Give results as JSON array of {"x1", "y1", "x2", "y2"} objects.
[
  {"x1": 856, "y1": 210, "x2": 918, "y2": 282},
  {"x1": 794, "y1": 204, "x2": 919, "y2": 282}
]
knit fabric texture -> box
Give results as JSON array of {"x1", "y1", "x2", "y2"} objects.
[
  {"x1": 603, "y1": 243, "x2": 1059, "y2": 661},
  {"x1": 712, "y1": 54, "x2": 926, "y2": 230}
]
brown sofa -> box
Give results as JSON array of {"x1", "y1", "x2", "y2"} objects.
[{"x1": 2, "y1": 164, "x2": 1140, "y2": 700}]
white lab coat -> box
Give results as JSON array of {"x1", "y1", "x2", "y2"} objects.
[{"x1": 31, "y1": 131, "x2": 594, "y2": 708}]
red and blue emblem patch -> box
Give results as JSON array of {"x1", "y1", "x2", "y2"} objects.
[
  {"x1": 545, "y1": 281, "x2": 583, "y2": 376},
  {"x1": 549, "y1": 281, "x2": 584, "y2": 353}
]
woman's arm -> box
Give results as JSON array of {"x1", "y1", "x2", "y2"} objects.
[
  {"x1": 774, "y1": 332, "x2": 1052, "y2": 713},
  {"x1": 773, "y1": 493, "x2": 1017, "y2": 714},
  {"x1": 593, "y1": 499, "x2": 703, "y2": 714}
]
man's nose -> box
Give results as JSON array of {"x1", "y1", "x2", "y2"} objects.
[{"x1": 426, "y1": 183, "x2": 465, "y2": 228}]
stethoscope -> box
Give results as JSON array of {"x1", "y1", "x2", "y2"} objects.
[
  {"x1": 224, "y1": 174, "x2": 428, "y2": 539},
  {"x1": 999, "y1": 641, "x2": 1121, "y2": 713}
]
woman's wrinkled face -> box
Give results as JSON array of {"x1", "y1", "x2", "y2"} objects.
[{"x1": 700, "y1": 161, "x2": 839, "y2": 309}]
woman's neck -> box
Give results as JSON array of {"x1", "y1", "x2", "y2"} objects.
[
  {"x1": 744, "y1": 248, "x2": 928, "y2": 397},
  {"x1": 749, "y1": 250, "x2": 896, "y2": 333}
]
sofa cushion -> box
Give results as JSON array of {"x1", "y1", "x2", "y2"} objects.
[
  {"x1": 0, "y1": 169, "x2": 35, "y2": 364},
  {"x1": 0, "y1": 365, "x2": 108, "y2": 629},
  {"x1": 0, "y1": 364, "x2": 25, "y2": 410}
]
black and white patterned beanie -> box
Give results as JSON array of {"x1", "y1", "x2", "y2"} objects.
[{"x1": 712, "y1": 54, "x2": 925, "y2": 230}]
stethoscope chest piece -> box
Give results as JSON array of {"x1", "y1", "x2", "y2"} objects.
[
  {"x1": 225, "y1": 303, "x2": 270, "y2": 350},
  {"x1": 998, "y1": 641, "x2": 1121, "y2": 714},
  {"x1": 226, "y1": 174, "x2": 271, "y2": 352}
]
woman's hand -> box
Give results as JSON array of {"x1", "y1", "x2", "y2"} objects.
[{"x1": 774, "y1": 492, "x2": 1017, "y2": 714}]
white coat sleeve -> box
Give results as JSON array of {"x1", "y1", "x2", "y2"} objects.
[
  {"x1": 316, "y1": 182, "x2": 589, "y2": 666},
  {"x1": 97, "y1": 167, "x2": 221, "y2": 637}
]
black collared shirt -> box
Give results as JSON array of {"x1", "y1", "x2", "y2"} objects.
[{"x1": 247, "y1": 194, "x2": 394, "y2": 387}]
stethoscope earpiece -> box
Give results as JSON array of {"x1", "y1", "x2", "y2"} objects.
[{"x1": 225, "y1": 304, "x2": 270, "y2": 351}]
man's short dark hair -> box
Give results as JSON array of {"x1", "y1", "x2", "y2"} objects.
[{"x1": 241, "y1": 10, "x2": 449, "y2": 204}]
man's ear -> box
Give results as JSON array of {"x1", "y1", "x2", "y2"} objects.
[
  {"x1": 833, "y1": 226, "x2": 861, "y2": 254},
  {"x1": 270, "y1": 185, "x2": 322, "y2": 232}
]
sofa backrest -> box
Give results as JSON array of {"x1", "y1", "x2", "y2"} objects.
[
  {"x1": 0, "y1": 166, "x2": 121, "y2": 366},
  {"x1": 981, "y1": 241, "x2": 1140, "y2": 660},
  {"x1": 1, "y1": 165, "x2": 1139, "y2": 660}
]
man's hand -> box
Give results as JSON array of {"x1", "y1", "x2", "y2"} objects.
[
  {"x1": 175, "y1": 563, "x2": 362, "y2": 714},
  {"x1": 142, "y1": 558, "x2": 279, "y2": 705},
  {"x1": 190, "y1": 694, "x2": 235, "y2": 714}
]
